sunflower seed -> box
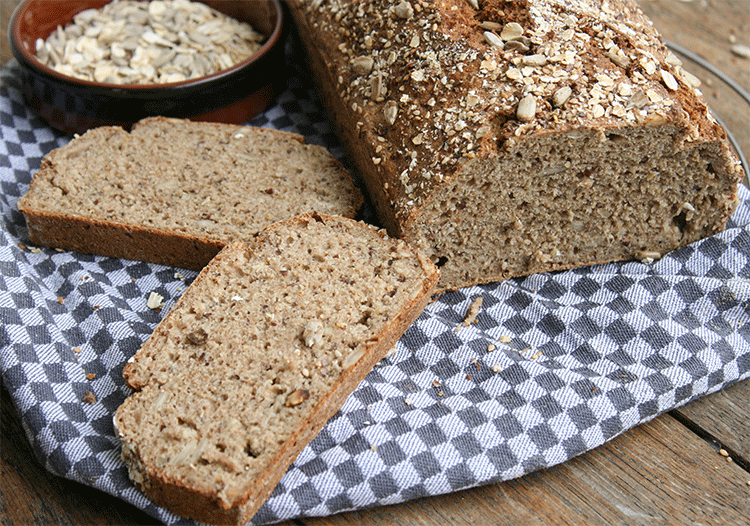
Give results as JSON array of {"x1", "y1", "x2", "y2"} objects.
[
  {"x1": 384, "y1": 100, "x2": 398, "y2": 125},
  {"x1": 478, "y1": 21, "x2": 503, "y2": 31},
  {"x1": 661, "y1": 69, "x2": 679, "y2": 91},
  {"x1": 552, "y1": 86, "x2": 572, "y2": 107},
  {"x1": 483, "y1": 31, "x2": 504, "y2": 50},
  {"x1": 517, "y1": 95, "x2": 537, "y2": 122}
]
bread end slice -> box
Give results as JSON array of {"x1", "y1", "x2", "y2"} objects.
[{"x1": 114, "y1": 213, "x2": 438, "y2": 525}]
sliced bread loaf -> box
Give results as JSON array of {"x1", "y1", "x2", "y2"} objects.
[
  {"x1": 18, "y1": 117, "x2": 363, "y2": 269},
  {"x1": 113, "y1": 213, "x2": 439, "y2": 525},
  {"x1": 288, "y1": 0, "x2": 744, "y2": 291}
]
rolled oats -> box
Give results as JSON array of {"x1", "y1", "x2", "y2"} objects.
[{"x1": 34, "y1": 0, "x2": 265, "y2": 85}]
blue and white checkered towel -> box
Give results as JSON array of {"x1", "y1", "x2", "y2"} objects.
[{"x1": 2, "y1": 49, "x2": 749, "y2": 525}]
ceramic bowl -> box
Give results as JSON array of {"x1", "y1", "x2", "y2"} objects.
[{"x1": 9, "y1": 0, "x2": 287, "y2": 135}]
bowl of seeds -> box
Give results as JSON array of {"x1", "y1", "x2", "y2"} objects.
[{"x1": 9, "y1": 0, "x2": 287, "y2": 135}]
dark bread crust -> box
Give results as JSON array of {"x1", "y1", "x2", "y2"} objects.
[
  {"x1": 23, "y1": 209, "x2": 224, "y2": 270},
  {"x1": 287, "y1": 0, "x2": 744, "y2": 292},
  {"x1": 115, "y1": 213, "x2": 439, "y2": 525}
]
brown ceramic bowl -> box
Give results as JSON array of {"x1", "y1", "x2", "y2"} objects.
[{"x1": 9, "y1": 0, "x2": 287, "y2": 135}]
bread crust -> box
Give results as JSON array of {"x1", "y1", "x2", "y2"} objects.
[
  {"x1": 23, "y1": 208, "x2": 224, "y2": 270},
  {"x1": 115, "y1": 214, "x2": 439, "y2": 525},
  {"x1": 288, "y1": 0, "x2": 744, "y2": 292}
]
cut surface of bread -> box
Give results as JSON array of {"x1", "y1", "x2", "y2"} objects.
[
  {"x1": 18, "y1": 117, "x2": 363, "y2": 269},
  {"x1": 113, "y1": 213, "x2": 439, "y2": 525},
  {"x1": 288, "y1": 0, "x2": 744, "y2": 291}
]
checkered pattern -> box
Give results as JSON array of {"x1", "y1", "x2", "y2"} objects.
[{"x1": 2, "y1": 40, "x2": 750, "y2": 525}]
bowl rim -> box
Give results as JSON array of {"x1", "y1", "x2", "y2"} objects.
[{"x1": 9, "y1": 0, "x2": 285, "y2": 91}]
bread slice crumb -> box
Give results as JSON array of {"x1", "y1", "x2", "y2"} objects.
[{"x1": 114, "y1": 213, "x2": 439, "y2": 525}]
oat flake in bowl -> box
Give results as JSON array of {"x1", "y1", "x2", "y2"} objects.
[
  {"x1": 35, "y1": 0, "x2": 266, "y2": 85},
  {"x1": 10, "y1": 0, "x2": 287, "y2": 134}
]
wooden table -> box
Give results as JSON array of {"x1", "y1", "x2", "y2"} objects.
[{"x1": 2, "y1": 1, "x2": 749, "y2": 524}]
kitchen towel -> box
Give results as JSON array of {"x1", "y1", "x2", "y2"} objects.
[{"x1": 1, "y1": 51, "x2": 749, "y2": 525}]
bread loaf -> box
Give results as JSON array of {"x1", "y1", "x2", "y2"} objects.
[
  {"x1": 18, "y1": 117, "x2": 363, "y2": 269},
  {"x1": 288, "y1": 0, "x2": 744, "y2": 292},
  {"x1": 113, "y1": 213, "x2": 439, "y2": 525}
]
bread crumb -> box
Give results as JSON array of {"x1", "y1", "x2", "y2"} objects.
[
  {"x1": 463, "y1": 297, "x2": 483, "y2": 326},
  {"x1": 719, "y1": 448, "x2": 729, "y2": 457},
  {"x1": 492, "y1": 364, "x2": 502, "y2": 373},
  {"x1": 499, "y1": 335, "x2": 512, "y2": 343},
  {"x1": 82, "y1": 391, "x2": 96, "y2": 404},
  {"x1": 86, "y1": 372, "x2": 96, "y2": 380},
  {"x1": 147, "y1": 291, "x2": 164, "y2": 309}
]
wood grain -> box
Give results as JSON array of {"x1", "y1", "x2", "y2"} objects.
[{"x1": 673, "y1": 379, "x2": 750, "y2": 467}]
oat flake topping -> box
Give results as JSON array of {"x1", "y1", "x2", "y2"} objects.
[{"x1": 297, "y1": 0, "x2": 723, "y2": 217}]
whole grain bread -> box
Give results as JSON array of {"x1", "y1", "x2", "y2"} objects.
[
  {"x1": 113, "y1": 212, "x2": 439, "y2": 525},
  {"x1": 288, "y1": 0, "x2": 744, "y2": 292},
  {"x1": 18, "y1": 117, "x2": 363, "y2": 269}
]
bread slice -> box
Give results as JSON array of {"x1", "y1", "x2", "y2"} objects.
[
  {"x1": 113, "y1": 213, "x2": 439, "y2": 525},
  {"x1": 18, "y1": 117, "x2": 363, "y2": 269}
]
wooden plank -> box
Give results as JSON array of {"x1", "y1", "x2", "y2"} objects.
[
  {"x1": 672, "y1": 379, "x2": 750, "y2": 466},
  {"x1": 0, "y1": 386, "x2": 157, "y2": 526},
  {"x1": 292, "y1": 413, "x2": 750, "y2": 526},
  {"x1": 1, "y1": 1, "x2": 18, "y2": 65}
]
